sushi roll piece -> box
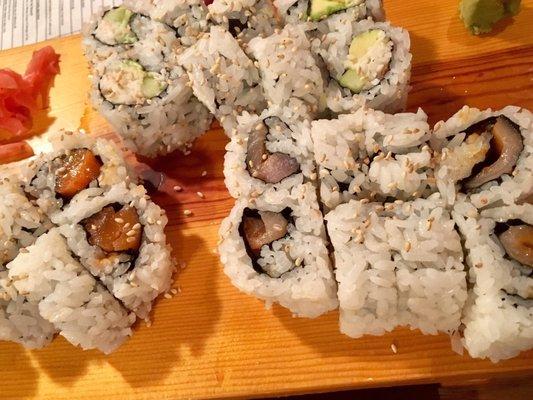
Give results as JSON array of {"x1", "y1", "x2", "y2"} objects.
[
  {"x1": 208, "y1": 0, "x2": 282, "y2": 46},
  {"x1": 218, "y1": 183, "x2": 338, "y2": 318},
  {"x1": 7, "y1": 229, "x2": 135, "y2": 354},
  {"x1": 54, "y1": 182, "x2": 174, "y2": 320},
  {"x1": 433, "y1": 106, "x2": 532, "y2": 208},
  {"x1": 247, "y1": 23, "x2": 326, "y2": 121},
  {"x1": 313, "y1": 18, "x2": 411, "y2": 114},
  {"x1": 311, "y1": 107, "x2": 435, "y2": 211},
  {"x1": 325, "y1": 193, "x2": 467, "y2": 338},
  {"x1": 84, "y1": 3, "x2": 212, "y2": 157},
  {"x1": 224, "y1": 108, "x2": 316, "y2": 201},
  {"x1": 24, "y1": 130, "x2": 136, "y2": 218},
  {"x1": 453, "y1": 199, "x2": 533, "y2": 362},
  {"x1": 275, "y1": 0, "x2": 384, "y2": 26},
  {"x1": 178, "y1": 25, "x2": 266, "y2": 134}
]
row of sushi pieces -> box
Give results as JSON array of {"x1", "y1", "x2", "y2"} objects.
[
  {"x1": 0, "y1": 131, "x2": 174, "y2": 354},
  {"x1": 218, "y1": 104, "x2": 532, "y2": 362},
  {"x1": 83, "y1": 0, "x2": 410, "y2": 156}
]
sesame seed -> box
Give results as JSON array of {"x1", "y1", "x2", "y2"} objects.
[
  {"x1": 164, "y1": 293, "x2": 172, "y2": 299},
  {"x1": 201, "y1": 170, "x2": 207, "y2": 177},
  {"x1": 197, "y1": 191, "x2": 205, "y2": 199},
  {"x1": 404, "y1": 241, "x2": 411, "y2": 252},
  {"x1": 183, "y1": 209, "x2": 192, "y2": 216},
  {"x1": 391, "y1": 344, "x2": 398, "y2": 354},
  {"x1": 126, "y1": 237, "x2": 136, "y2": 243},
  {"x1": 114, "y1": 218, "x2": 124, "y2": 224}
]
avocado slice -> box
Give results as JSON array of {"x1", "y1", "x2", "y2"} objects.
[
  {"x1": 142, "y1": 73, "x2": 167, "y2": 99},
  {"x1": 459, "y1": 0, "x2": 521, "y2": 35},
  {"x1": 309, "y1": 0, "x2": 363, "y2": 21},
  {"x1": 118, "y1": 61, "x2": 166, "y2": 98},
  {"x1": 338, "y1": 30, "x2": 390, "y2": 94},
  {"x1": 101, "y1": 6, "x2": 138, "y2": 44}
]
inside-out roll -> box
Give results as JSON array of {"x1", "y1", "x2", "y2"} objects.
[
  {"x1": 433, "y1": 106, "x2": 532, "y2": 208},
  {"x1": 326, "y1": 193, "x2": 467, "y2": 338},
  {"x1": 248, "y1": 23, "x2": 326, "y2": 121},
  {"x1": 84, "y1": 3, "x2": 212, "y2": 157},
  {"x1": 218, "y1": 183, "x2": 338, "y2": 318},
  {"x1": 453, "y1": 198, "x2": 533, "y2": 362},
  {"x1": 312, "y1": 18, "x2": 411, "y2": 114},
  {"x1": 178, "y1": 25, "x2": 266, "y2": 134},
  {"x1": 311, "y1": 107, "x2": 434, "y2": 210},
  {"x1": 224, "y1": 108, "x2": 316, "y2": 201}
]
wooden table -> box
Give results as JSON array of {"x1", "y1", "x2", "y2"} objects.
[{"x1": 1, "y1": 1, "x2": 533, "y2": 399}]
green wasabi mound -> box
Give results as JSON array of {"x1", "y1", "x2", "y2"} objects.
[{"x1": 460, "y1": 0, "x2": 521, "y2": 35}]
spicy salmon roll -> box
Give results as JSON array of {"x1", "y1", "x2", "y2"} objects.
[
  {"x1": 7, "y1": 229, "x2": 136, "y2": 354},
  {"x1": 178, "y1": 25, "x2": 266, "y2": 134},
  {"x1": 83, "y1": 3, "x2": 212, "y2": 157},
  {"x1": 224, "y1": 108, "x2": 316, "y2": 201},
  {"x1": 326, "y1": 194, "x2": 467, "y2": 338},
  {"x1": 453, "y1": 199, "x2": 533, "y2": 362},
  {"x1": 313, "y1": 18, "x2": 411, "y2": 114},
  {"x1": 433, "y1": 106, "x2": 532, "y2": 208},
  {"x1": 55, "y1": 182, "x2": 174, "y2": 320},
  {"x1": 248, "y1": 24, "x2": 326, "y2": 121},
  {"x1": 218, "y1": 183, "x2": 338, "y2": 317},
  {"x1": 311, "y1": 107, "x2": 434, "y2": 210},
  {"x1": 24, "y1": 130, "x2": 135, "y2": 218}
]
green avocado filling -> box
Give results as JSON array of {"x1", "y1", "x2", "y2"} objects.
[
  {"x1": 338, "y1": 30, "x2": 392, "y2": 94},
  {"x1": 309, "y1": 0, "x2": 363, "y2": 21},
  {"x1": 101, "y1": 6, "x2": 138, "y2": 44},
  {"x1": 459, "y1": 0, "x2": 521, "y2": 35},
  {"x1": 119, "y1": 60, "x2": 166, "y2": 99}
]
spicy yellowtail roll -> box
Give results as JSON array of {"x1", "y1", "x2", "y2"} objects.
[
  {"x1": 7, "y1": 229, "x2": 136, "y2": 354},
  {"x1": 83, "y1": 3, "x2": 212, "y2": 157},
  {"x1": 453, "y1": 199, "x2": 533, "y2": 362},
  {"x1": 208, "y1": 0, "x2": 282, "y2": 47},
  {"x1": 248, "y1": 24, "x2": 326, "y2": 121},
  {"x1": 275, "y1": 0, "x2": 384, "y2": 26},
  {"x1": 326, "y1": 194, "x2": 467, "y2": 338},
  {"x1": 433, "y1": 106, "x2": 533, "y2": 209},
  {"x1": 224, "y1": 107, "x2": 316, "y2": 201},
  {"x1": 313, "y1": 18, "x2": 411, "y2": 114},
  {"x1": 311, "y1": 107, "x2": 434, "y2": 211},
  {"x1": 178, "y1": 25, "x2": 266, "y2": 134},
  {"x1": 218, "y1": 183, "x2": 338, "y2": 317}
]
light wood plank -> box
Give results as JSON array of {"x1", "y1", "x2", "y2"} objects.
[{"x1": 1, "y1": 1, "x2": 533, "y2": 398}]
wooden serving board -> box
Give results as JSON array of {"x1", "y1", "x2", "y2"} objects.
[{"x1": 1, "y1": 1, "x2": 533, "y2": 399}]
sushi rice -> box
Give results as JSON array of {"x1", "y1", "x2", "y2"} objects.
[{"x1": 218, "y1": 183, "x2": 338, "y2": 318}]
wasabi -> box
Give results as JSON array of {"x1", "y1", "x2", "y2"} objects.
[{"x1": 460, "y1": 0, "x2": 521, "y2": 35}]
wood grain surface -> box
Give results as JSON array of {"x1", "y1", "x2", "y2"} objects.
[{"x1": 1, "y1": 1, "x2": 533, "y2": 399}]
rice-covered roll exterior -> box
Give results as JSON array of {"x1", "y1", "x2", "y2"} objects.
[
  {"x1": 178, "y1": 25, "x2": 266, "y2": 134},
  {"x1": 123, "y1": 0, "x2": 209, "y2": 46},
  {"x1": 1, "y1": 268, "x2": 56, "y2": 349},
  {"x1": 84, "y1": 4, "x2": 212, "y2": 157},
  {"x1": 53, "y1": 183, "x2": 174, "y2": 320},
  {"x1": 7, "y1": 230, "x2": 135, "y2": 354},
  {"x1": 311, "y1": 108, "x2": 434, "y2": 210},
  {"x1": 208, "y1": 0, "x2": 282, "y2": 46},
  {"x1": 312, "y1": 18, "x2": 411, "y2": 114},
  {"x1": 275, "y1": 0, "x2": 384, "y2": 26},
  {"x1": 326, "y1": 194, "x2": 467, "y2": 338},
  {"x1": 433, "y1": 106, "x2": 532, "y2": 208},
  {"x1": 453, "y1": 200, "x2": 533, "y2": 362},
  {"x1": 224, "y1": 108, "x2": 316, "y2": 201},
  {"x1": 218, "y1": 183, "x2": 338, "y2": 318},
  {"x1": 24, "y1": 130, "x2": 135, "y2": 218},
  {"x1": 0, "y1": 179, "x2": 53, "y2": 265},
  {"x1": 248, "y1": 24, "x2": 326, "y2": 121}
]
